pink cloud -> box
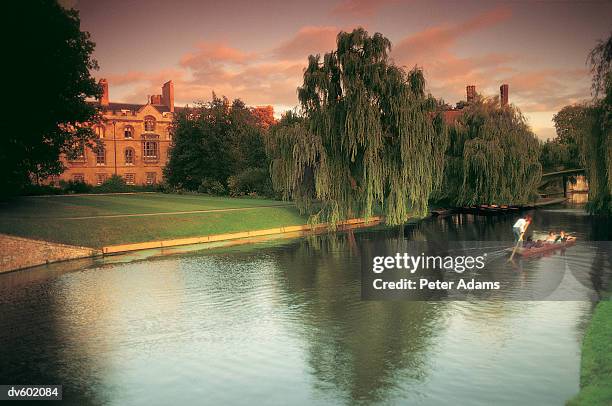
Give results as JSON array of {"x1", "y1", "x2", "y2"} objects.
[
  {"x1": 331, "y1": 0, "x2": 397, "y2": 17},
  {"x1": 385, "y1": 4, "x2": 590, "y2": 140},
  {"x1": 169, "y1": 37, "x2": 302, "y2": 106},
  {"x1": 393, "y1": 7, "x2": 512, "y2": 61},
  {"x1": 105, "y1": 10, "x2": 515, "y2": 111},
  {"x1": 104, "y1": 68, "x2": 185, "y2": 87},
  {"x1": 99, "y1": 7, "x2": 591, "y2": 134},
  {"x1": 416, "y1": 53, "x2": 516, "y2": 100},
  {"x1": 113, "y1": 58, "x2": 304, "y2": 108},
  {"x1": 500, "y1": 68, "x2": 590, "y2": 112},
  {"x1": 272, "y1": 26, "x2": 340, "y2": 60},
  {"x1": 388, "y1": 7, "x2": 517, "y2": 106},
  {"x1": 104, "y1": 71, "x2": 148, "y2": 86},
  {"x1": 180, "y1": 41, "x2": 254, "y2": 68}
]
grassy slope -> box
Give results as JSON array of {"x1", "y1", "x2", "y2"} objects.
[
  {"x1": 0, "y1": 193, "x2": 307, "y2": 248},
  {"x1": 568, "y1": 300, "x2": 612, "y2": 405}
]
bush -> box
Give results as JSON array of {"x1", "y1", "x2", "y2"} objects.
[
  {"x1": 95, "y1": 175, "x2": 131, "y2": 193},
  {"x1": 22, "y1": 183, "x2": 62, "y2": 196},
  {"x1": 157, "y1": 181, "x2": 172, "y2": 193},
  {"x1": 59, "y1": 179, "x2": 93, "y2": 194},
  {"x1": 155, "y1": 181, "x2": 184, "y2": 194},
  {"x1": 198, "y1": 178, "x2": 227, "y2": 195},
  {"x1": 18, "y1": 175, "x2": 165, "y2": 196},
  {"x1": 227, "y1": 168, "x2": 273, "y2": 197}
]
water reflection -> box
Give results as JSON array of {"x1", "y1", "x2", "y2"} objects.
[
  {"x1": 0, "y1": 203, "x2": 609, "y2": 405},
  {"x1": 568, "y1": 192, "x2": 588, "y2": 204},
  {"x1": 272, "y1": 233, "x2": 441, "y2": 403}
]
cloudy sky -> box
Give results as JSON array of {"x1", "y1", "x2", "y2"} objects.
[{"x1": 70, "y1": 0, "x2": 611, "y2": 140}]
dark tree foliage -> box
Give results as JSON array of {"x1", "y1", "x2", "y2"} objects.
[
  {"x1": 266, "y1": 111, "x2": 308, "y2": 198},
  {"x1": 542, "y1": 105, "x2": 586, "y2": 172},
  {"x1": 589, "y1": 32, "x2": 612, "y2": 99},
  {"x1": 540, "y1": 140, "x2": 573, "y2": 173},
  {"x1": 268, "y1": 28, "x2": 448, "y2": 225},
  {"x1": 3, "y1": 0, "x2": 101, "y2": 197},
  {"x1": 582, "y1": 32, "x2": 612, "y2": 214},
  {"x1": 228, "y1": 99, "x2": 268, "y2": 173},
  {"x1": 555, "y1": 32, "x2": 612, "y2": 214},
  {"x1": 437, "y1": 97, "x2": 542, "y2": 206},
  {"x1": 164, "y1": 95, "x2": 268, "y2": 191}
]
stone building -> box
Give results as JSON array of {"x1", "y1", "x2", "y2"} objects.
[{"x1": 58, "y1": 79, "x2": 180, "y2": 186}]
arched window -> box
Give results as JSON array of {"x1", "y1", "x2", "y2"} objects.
[
  {"x1": 144, "y1": 116, "x2": 156, "y2": 132},
  {"x1": 125, "y1": 147, "x2": 135, "y2": 165},
  {"x1": 94, "y1": 125, "x2": 105, "y2": 138},
  {"x1": 95, "y1": 147, "x2": 105, "y2": 165},
  {"x1": 124, "y1": 125, "x2": 134, "y2": 139}
]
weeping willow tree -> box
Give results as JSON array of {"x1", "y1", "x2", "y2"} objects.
[
  {"x1": 438, "y1": 96, "x2": 542, "y2": 206},
  {"x1": 268, "y1": 28, "x2": 447, "y2": 226},
  {"x1": 582, "y1": 32, "x2": 612, "y2": 215}
]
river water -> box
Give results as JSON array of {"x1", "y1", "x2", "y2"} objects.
[{"x1": 0, "y1": 204, "x2": 610, "y2": 405}]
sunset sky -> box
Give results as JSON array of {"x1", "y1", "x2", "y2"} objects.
[{"x1": 69, "y1": 0, "x2": 611, "y2": 140}]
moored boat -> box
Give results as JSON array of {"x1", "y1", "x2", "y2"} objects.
[{"x1": 431, "y1": 208, "x2": 456, "y2": 217}]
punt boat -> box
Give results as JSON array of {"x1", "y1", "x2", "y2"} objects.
[{"x1": 506, "y1": 239, "x2": 576, "y2": 257}]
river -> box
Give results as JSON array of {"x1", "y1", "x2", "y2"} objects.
[{"x1": 0, "y1": 204, "x2": 610, "y2": 405}]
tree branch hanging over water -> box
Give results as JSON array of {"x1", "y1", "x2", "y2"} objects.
[
  {"x1": 268, "y1": 28, "x2": 448, "y2": 226},
  {"x1": 583, "y1": 32, "x2": 612, "y2": 215}
]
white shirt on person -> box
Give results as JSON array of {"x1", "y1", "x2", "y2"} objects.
[{"x1": 513, "y1": 218, "x2": 528, "y2": 232}]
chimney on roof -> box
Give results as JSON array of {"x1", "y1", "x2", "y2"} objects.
[
  {"x1": 162, "y1": 80, "x2": 174, "y2": 112},
  {"x1": 500, "y1": 84, "x2": 509, "y2": 107},
  {"x1": 99, "y1": 79, "x2": 109, "y2": 106},
  {"x1": 150, "y1": 94, "x2": 162, "y2": 105},
  {"x1": 466, "y1": 85, "x2": 476, "y2": 103}
]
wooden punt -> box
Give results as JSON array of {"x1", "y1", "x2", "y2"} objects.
[{"x1": 506, "y1": 239, "x2": 576, "y2": 257}]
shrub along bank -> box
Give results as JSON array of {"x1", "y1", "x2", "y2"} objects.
[{"x1": 23, "y1": 175, "x2": 159, "y2": 196}]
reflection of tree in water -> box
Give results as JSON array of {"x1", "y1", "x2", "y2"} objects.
[
  {"x1": 584, "y1": 214, "x2": 611, "y2": 299},
  {"x1": 585, "y1": 214, "x2": 612, "y2": 299},
  {"x1": 537, "y1": 209, "x2": 612, "y2": 298},
  {"x1": 270, "y1": 206, "x2": 607, "y2": 402},
  {"x1": 272, "y1": 232, "x2": 442, "y2": 404},
  {"x1": 403, "y1": 213, "x2": 520, "y2": 241},
  {"x1": 573, "y1": 242, "x2": 612, "y2": 301}
]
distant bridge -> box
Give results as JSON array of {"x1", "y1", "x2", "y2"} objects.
[
  {"x1": 541, "y1": 168, "x2": 585, "y2": 178},
  {"x1": 540, "y1": 168, "x2": 586, "y2": 197}
]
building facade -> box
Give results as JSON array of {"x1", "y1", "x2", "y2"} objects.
[{"x1": 58, "y1": 79, "x2": 178, "y2": 186}]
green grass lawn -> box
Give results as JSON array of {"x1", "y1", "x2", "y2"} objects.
[
  {"x1": 568, "y1": 300, "x2": 612, "y2": 406},
  {"x1": 0, "y1": 193, "x2": 307, "y2": 248}
]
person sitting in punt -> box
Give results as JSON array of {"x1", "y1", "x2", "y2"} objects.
[
  {"x1": 524, "y1": 234, "x2": 544, "y2": 248},
  {"x1": 545, "y1": 232, "x2": 557, "y2": 242},
  {"x1": 555, "y1": 231, "x2": 575, "y2": 242}
]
